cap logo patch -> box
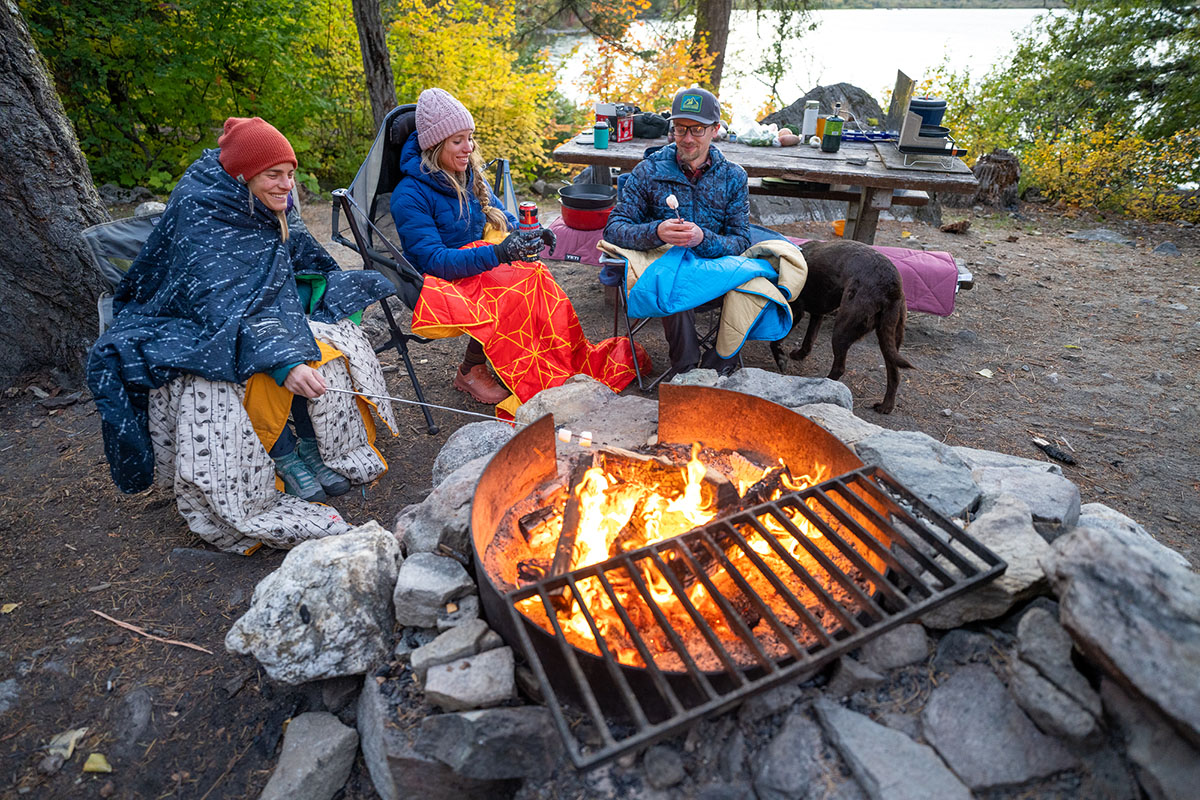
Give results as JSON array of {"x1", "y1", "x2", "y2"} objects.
[{"x1": 680, "y1": 95, "x2": 703, "y2": 113}]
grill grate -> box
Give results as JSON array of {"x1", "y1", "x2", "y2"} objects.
[{"x1": 503, "y1": 465, "x2": 1005, "y2": 768}]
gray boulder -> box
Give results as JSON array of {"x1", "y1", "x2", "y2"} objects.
[
  {"x1": 224, "y1": 523, "x2": 400, "y2": 683},
  {"x1": 858, "y1": 624, "x2": 929, "y2": 672},
  {"x1": 854, "y1": 430, "x2": 980, "y2": 519},
  {"x1": 922, "y1": 495, "x2": 1051, "y2": 629},
  {"x1": 723, "y1": 368, "x2": 854, "y2": 410},
  {"x1": 1077, "y1": 503, "x2": 1191, "y2": 569},
  {"x1": 410, "y1": 619, "x2": 501, "y2": 680},
  {"x1": 973, "y1": 466, "x2": 1080, "y2": 539},
  {"x1": 394, "y1": 553, "x2": 474, "y2": 628},
  {"x1": 761, "y1": 84, "x2": 884, "y2": 132},
  {"x1": 1067, "y1": 228, "x2": 1134, "y2": 245},
  {"x1": 824, "y1": 657, "x2": 884, "y2": 700},
  {"x1": 394, "y1": 455, "x2": 488, "y2": 555},
  {"x1": 514, "y1": 374, "x2": 616, "y2": 428},
  {"x1": 564, "y1": 393, "x2": 658, "y2": 451},
  {"x1": 414, "y1": 706, "x2": 564, "y2": 780},
  {"x1": 795, "y1": 402, "x2": 884, "y2": 445},
  {"x1": 952, "y1": 445, "x2": 1062, "y2": 475},
  {"x1": 1102, "y1": 678, "x2": 1200, "y2": 800},
  {"x1": 922, "y1": 664, "x2": 1077, "y2": 789},
  {"x1": 431, "y1": 421, "x2": 514, "y2": 489},
  {"x1": 1041, "y1": 524, "x2": 1200, "y2": 748},
  {"x1": 814, "y1": 698, "x2": 971, "y2": 800},
  {"x1": 754, "y1": 709, "x2": 824, "y2": 800},
  {"x1": 259, "y1": 712, "x2": 358, "y2": 800},
  {"x1": 1016, "y1": 607, "x2": 1102, "y2": 717},
  {"x1": 424, "y1": 646, "x2": 516, "y2": 711},
  {"x1": 1008, "y1": 659, "x2": 1099, "y2": 743}
]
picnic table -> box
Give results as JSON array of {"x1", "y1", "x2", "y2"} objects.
[{"x1": 552, "y1": 136, "x2": 979, "y2": 245}]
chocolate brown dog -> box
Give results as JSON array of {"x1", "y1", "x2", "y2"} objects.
[{"x1": 770, "y1": 239, "x2": 912, "y2": 413}]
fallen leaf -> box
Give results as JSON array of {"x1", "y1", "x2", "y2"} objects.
[
  {"x1": 976, "y1": 369, "x2": 994, "y2": 378},
  {"x1": 1064, "y1": 344, "x2": 1081, "y2": 349},
  {"x1": 83, "y1": 753, "x2": 112, "y2": 773},
  {"x1": 900, "y1": 231, "x2": 912, "y2": 239},
  {"x1": 47, "y1": 728, "x2": 88, "y2": 760},
  {"x1": 1, "y1": 603, "x2": 18, "y2": 614}
]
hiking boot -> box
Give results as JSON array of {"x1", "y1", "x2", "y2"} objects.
[
  {"x1": 296, "y1": 438, "x2": 351, "y2": 497},
  {"x1": 452, "y1": 364, "x2": 509, "y2": 405},
  {"x1": 274, "y1": 451, "x2": 327, "y2": 502}
]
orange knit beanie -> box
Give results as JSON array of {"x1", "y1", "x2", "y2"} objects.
[{"x1": 217, "y1": 117, "x2": 297, "y2": 182}]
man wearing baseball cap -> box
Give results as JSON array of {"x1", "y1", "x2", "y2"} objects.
[{"x1": 604, "y1": 86, "x2": 750, "y2": 375}]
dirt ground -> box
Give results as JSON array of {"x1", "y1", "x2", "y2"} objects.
[{"x1": 0, "y1": 198, "x2": 1196, "y2": 798}]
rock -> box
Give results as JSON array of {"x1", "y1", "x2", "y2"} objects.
[
  {"x1": 431, "y1": 421, "x2": 514, "y2": 488},
  {"x1": 1152, "y1": 241, "x2": 1181, "y2": 256},
  {"x1": 415, "y1": 706, "x2": 564, "y2": 780},
  {"x1": 722, "y1": 368, "x2": 854, "y2": 410},
  {"x1": 110, "y1": 687, "x2": 154, "y2": 760},
  {"x1": 853, "y1": 431, "x2": 980, "y2": 519},
  {"x1": 513, "y1": 374, "x2": 616, "y2": 428},
  {"x1": 1066, "y1": 228, "x2": 1134, "y2": 245},
  {"x1": 392, "y1": 627, "x2": 437, "y2": 663},
  {"x1": 952, "y1": 444, "x2": 1062, "y2": 475},
  {"x1": 795, "y1": 402, "x2": 884, "y2": 445},
  {"x1": 669, "y1": 368, "x2": 722, "y2": 386},
  {"x1": 762, "y1": 84, "x2": 883, "y2": 133},
  {"x1": 424, "y1": 646, "x2": 515, "y2": 711},
  {"x1": 410, "y1": 619, "x2": 497, "y2": 679},
  {"x1": 225, "y1": 522, "x2": 401, "y2": 683},
  {"x1": 921, "y1": 664, "x2": 1077, "y2": 790},
  {"x1": 824, "y1": 656, "x2": 884, "y2": 699},
  {"x1": 858, "y1": 624, "x2": 928, "y2": 672},
  {"x1": 1077, "y1": 503, "x2": 1191, "y2": 569},
  {"x1": 1041, "y1": 525, "x2": 1200, "y2": 748},
  {"x1": 320, "y1": 676, "x2": 360, "y2": 714},
  {"x1": 1016, "y1": 607, "x2": 1101, "y2": 717},
  {"x1": 695, "y1": 781, "x2": 757, "y2": 800},
  {"x1": 753, "y1": 709, "x2": 824, "y2": 800},
  {"x1": 133, "y1": 200, "x2": 166, "y2": 217},
  {"x1": 97, "y1": 183, "x2": 153, "y2": 205},
  {"x1": 394, "y1": 553, "x2": 474, "y2": 628},
  {"x1": 737, "y1": 681, "x2": 807, "y2": 724},
  {"x1": 750, "y1": 195, "x2": 845, "y2": 226},
  {"x1": 357, "y1": 676, "x2": 508, "y2": 800},
  {"x1": 643, "y1": 744, "x2": 686, "y2": 789},
  {"x1": 719, "y1": 729, "x2": 747, "y2": 781},
  {"x1": 1008, "y1": 659, "x2": 1099, "y2": 743},
  {"x1": 972, "y1": 466, "x2": 1080, "y2": 539},
  {"x1": 565, "y1": 394, "x2": 658, "y2": 452},
  {"x1": 1102, "y1": 678, "x2": 1200, "y2": 800},
  {"x1": 394, "y1": 456, "x2": 488, "y2": 555},
  {"x1": 931, "y1": 629, "x2": 996, "y2": 673},
  {"x1": 921, "y1": 495, "x2": 1052, "y2": 629},
  {"x1": 436, "y1": 593, "x2": 481, "y2": 631},
  {"x1": 259, "y1": 712, "x2": 358, "y2": 800},
  {"x1": 814, "y1": 698, "x2": 971, "y2": 800}
]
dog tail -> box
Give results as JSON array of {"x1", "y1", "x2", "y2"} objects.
[{"x1": 880, "y1": 300, "x2": 914, "y2": 370}]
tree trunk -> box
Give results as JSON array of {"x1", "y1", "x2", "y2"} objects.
[
  {"x1": 693, "y1": 0, "x2": 733, "y2": 92},
  {"x1": 351, "y1": 0, "x2": 397, "y2": 134},
  {"x1": 0, "y1": 6, "x2": 109, "y2": 388}
]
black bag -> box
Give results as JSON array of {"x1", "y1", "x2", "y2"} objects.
[{"x1": 633, "y1": 112, "x2": 670, "y2": 139}]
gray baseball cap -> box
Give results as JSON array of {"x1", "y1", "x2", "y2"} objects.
[{"x1": 671, "y1": 87, "x2": 721, "y2": 125}]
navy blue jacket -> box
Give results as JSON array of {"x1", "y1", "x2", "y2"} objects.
[
  {"x1": 389, "y1": 135, "x2": 517, "y2": 280},
  {"x1": 604, "y1": 144, "x2": 750, "y2": 258},
  {"x1": 87, "y1": 149, "x2": 392, "y2": 493}
]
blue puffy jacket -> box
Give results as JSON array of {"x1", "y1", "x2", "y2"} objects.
[
  {"x1": 389, "y1": 135, "x2": 517, "y2": 281},
  {"x1": 604, "y1": 144, "x2": 750, "y2": 259}
]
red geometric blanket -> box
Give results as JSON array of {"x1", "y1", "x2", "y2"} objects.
[{"x1": 411, "y1": 242, "x2": 650, "y2": 417}]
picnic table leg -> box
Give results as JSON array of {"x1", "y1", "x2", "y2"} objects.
[{"x1": 850, "y1": 186, "x2": 892, "y2": 245}]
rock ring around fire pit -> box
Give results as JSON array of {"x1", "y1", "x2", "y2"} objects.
[{"x1": 470, "y1": 384, "x2": 1007, "y2": 767}]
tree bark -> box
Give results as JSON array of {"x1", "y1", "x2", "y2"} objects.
[
  {"x1": 693, "y1": 0, "x2": 733, "y2": 92},
  {"x1": 0, "y1": 6, "x2": 109, "y2": 388},
  {"x1": 351, "y1": 0, "x2": 397, "y2": 134}
]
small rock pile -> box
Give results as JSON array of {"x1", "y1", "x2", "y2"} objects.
[{"x1": 226, "y1": 370, "x2": 1200, "y2": 800}]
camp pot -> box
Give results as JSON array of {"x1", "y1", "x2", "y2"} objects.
[
  {"x1": 559, "y1": 200, "x2": 615, "y2": 231},
  {"x1": 918, "y1": 125, "x2": 951, "y2": 138},
  {"x1": 558, "y1": 183, "x2": 618, "y2": 210}
]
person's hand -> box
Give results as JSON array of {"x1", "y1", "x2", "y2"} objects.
[
  {"x1": 494, "y1": 231, "x2": 531, "y2": 264},
  {"x1": 536, "y1": 227, "x2": 557, "y2": 254},
  {"x1": 656, "y1": 219, "x2": 704, "y2": 247},
  {"x1": 284, "y1": 364, "x2": 327, "y2": 398}
]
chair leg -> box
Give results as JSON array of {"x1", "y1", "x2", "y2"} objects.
[{"x1": 378, "y1": 299, "x2": 439, "y2": 435}]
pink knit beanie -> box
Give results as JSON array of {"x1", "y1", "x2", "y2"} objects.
[{"x1": 416, "y1": 88, "x2": 475, "y2": 151}]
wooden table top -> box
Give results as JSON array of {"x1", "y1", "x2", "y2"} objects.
[{"x1": 553, "y1": 136, "x2": 979, "y2": 195}]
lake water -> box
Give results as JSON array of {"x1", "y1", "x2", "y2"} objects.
[{"x1": 549, "y1": 8, "x2": 1055, "y2": 116}]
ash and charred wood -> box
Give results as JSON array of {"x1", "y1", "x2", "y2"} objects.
[
  {"x1": 518, "y1": 505, "x2": 557, "y2": 543},
  {"x1": 518, "y1": 558, "x2": 551, "y2": 584},
  {"x1": 729, "y1": 465, "x2": 793, "y2": 511},
  {"x1": 549, "y1": 454, "x2": 597, "y2": 613}
]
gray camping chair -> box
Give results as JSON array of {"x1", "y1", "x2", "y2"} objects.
[
  {"x1": 82, "y1": 213, "x2": 164, "y2": 336},
  {"x1": 331, "y1": 103, "x2": 519, "y2": 435}
]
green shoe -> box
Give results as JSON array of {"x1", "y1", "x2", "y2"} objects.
[
  {"x1": 296, "y1": 438, "x2": 351, "y2": 497},
  {"x1": 274, "y1": 451, "x2": 327, "y2": 502}
]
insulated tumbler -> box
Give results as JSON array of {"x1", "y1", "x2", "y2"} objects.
[{"x1": 594, "y1": 121, "x2": 610, "y2": 149}]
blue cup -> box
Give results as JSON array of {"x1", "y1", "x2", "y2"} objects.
[{"x1": 594, "y1": 121, "x2": 610, "y2": 149}]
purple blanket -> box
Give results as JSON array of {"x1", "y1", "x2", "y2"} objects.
[{"x1": 786, "y1": 236, "x2": 959, "y2": 317}]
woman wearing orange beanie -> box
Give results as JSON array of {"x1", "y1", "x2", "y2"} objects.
[{"x1": 88, "y1": 118, "x2": 398, "y2": 551}]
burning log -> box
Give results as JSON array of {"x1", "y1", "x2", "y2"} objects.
[
  {"x1": 593, "y1": 445, "x2": 739, "y2": 511},
  {"x1": 549, "y1": 455, "x2": 597, "y2": 613},
  {"x1": 730, "y1": 464, "x2": 793, "y2": 511}
]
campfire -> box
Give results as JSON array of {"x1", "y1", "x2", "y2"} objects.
[{"x1": 470, "y1": 385, "x2": 1006, "y2": 767}]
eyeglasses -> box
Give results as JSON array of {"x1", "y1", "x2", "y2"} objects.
[{"x1": 672, "y1": 123, "x2": 712, "y2": 138}]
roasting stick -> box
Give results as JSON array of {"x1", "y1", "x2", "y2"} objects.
[{"x1": 323, "y1": 387, "x2": 600, "y2": 448}]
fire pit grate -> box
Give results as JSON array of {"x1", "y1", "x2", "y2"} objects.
[{"x1": 502, "y1": 464, "x2": 1005, "y2": 768}]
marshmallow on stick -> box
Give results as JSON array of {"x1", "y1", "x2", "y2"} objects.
[{"x1": 666, "y1": 193, "x2": 682, "y2": 220}]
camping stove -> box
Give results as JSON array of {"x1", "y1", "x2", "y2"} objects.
[{"x1": 470, "y1": 385, "x2": 1005, "y2": 768}]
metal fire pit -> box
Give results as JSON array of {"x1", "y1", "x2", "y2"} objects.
[{"x1": 470, "y1": 385, "x2": 1005, "y2": 768}]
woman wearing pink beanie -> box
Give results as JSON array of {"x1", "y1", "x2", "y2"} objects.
[{"x1": 390, "y1": 88, "x2": 645, "y2": 414}]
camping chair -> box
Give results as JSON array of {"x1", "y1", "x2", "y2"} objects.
[
  {"x1": 331, "y1": 103, "x2": 519, "y2": 435},
  {"x1": 599, "y1": 252, "x2": 732, "y2": 391},
  {"x1": 83, "y1": 213, "x2": 165, "y2": 336}
]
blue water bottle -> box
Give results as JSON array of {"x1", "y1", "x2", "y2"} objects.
[{"x1": 594, "y1": 121, "x2": 610, "y2": 150}]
